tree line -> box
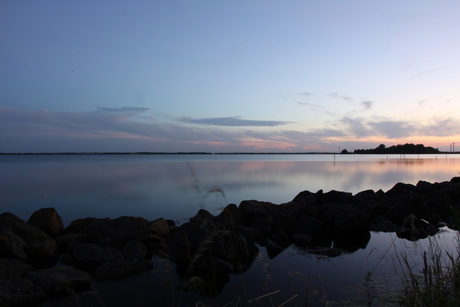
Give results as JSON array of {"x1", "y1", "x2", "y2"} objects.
[{"x1": 341, "y1": 143, "x2": 440, "y2": 154}]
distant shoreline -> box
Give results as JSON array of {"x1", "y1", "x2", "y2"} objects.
[{"x1": 0, "y1": 151, "x2": 457, "y2": 155}]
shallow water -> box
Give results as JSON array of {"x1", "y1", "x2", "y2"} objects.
[{"x1": 1, "y1": 153, "x2": 460, "y2": 305}]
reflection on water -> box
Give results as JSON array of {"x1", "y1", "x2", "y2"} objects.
[
  {"x1": 1, "y1": 154, "x2": 460, "y2": 305},
  {"x1": 0, "y1": 154, "x2": 459, "y2": 225}
]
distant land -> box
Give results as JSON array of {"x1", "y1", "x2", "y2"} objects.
[
  {"x1": 0, "y1": 143, "x2": 454, "y2": 155},
  {"x1": 341, "y1": 143, "x2": 440, "y2": 154}
]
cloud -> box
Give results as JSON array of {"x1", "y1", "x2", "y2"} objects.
[
  {"x1": 361, "y1": 100, "x2": 373, "y2": 111},
  {"x1": 95, "y1": 106, "x2": 149, "y2": 115},
  {"x1": 178, "y1": 116, "x2": 292, "y2": 127},
  {"x1": 329, "y1": 92, "x2": 351, "y2": 101}
]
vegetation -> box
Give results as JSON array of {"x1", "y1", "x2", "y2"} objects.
[
  {"x1": 342, "y1": 143, "x2": 440, "y2": 155},
  {"x1": 397, "y1": 237, "x2": 460, "y2": 306}
]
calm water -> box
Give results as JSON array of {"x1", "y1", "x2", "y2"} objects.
[
  {"x1": 1, "y1": 154, "x2": 460, "y2": 305},
  {"x1": 1, "y1": 153, "x2": 459, "y2": 225}
]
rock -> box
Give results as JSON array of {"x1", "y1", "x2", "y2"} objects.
[
  {"x1": 26, "y1": 267, "x2": 91, "y2": 296},
  {"x1": 93, "y1": 258, "x2": 153, "y2": 280},
  {"x1": 27, "y1": 207, "x2": 64, "y2": 238},
  {"x1": 397, "y1": 214, "x2": 438, "y2": 241},
  {"x1": 0, "y1": 276, "x2": 47, "y2": 307},
  {"x1": 24, "y1": 238, "x2": 58, "y2": 268},
  {"x1": 0, "y1": 258, "x2": 32, "y2": 277},
  {"x1": 265, "y1": 238, "x2": 284, "y2": 258},
  {"x1": 292, "y1": 214, "x2": 324, "y2": 236},
  {"x1": 147, "y1": 218, "x2": 170, "y2": 236},
  {"x1": 122, "y1": 240, "x2": 148, "y2": 260},
  {"x1": 64, "y1": 217, "x2": 110, "y2": 233},
  {"x1": 239, "y1": 200, "x2": 277, "y2": 224},
  {"x1": 291, "y1": 233, "x2": 315, "y2": 246},
  {"x1": 189, "y1": 209, "x2": 215, "y2": 224},
  {"x1": 0, "y1": 213, "x2": 25, "y2": 228},
  {"x1": 0, "y1": 227, "x2": 27, "y2": 262},
  {"x1": 56, "y1": 232, "x2": 88, "y2": 253},
  {"x1": 214, "y1": 203, "x2": 242, "y2": 226},
  {"x1": 73, "y1": 243, "x2": 124, "y2": 271},
  {"x1": 85, "y1": 216, "x2": 151, "y2": 247}
]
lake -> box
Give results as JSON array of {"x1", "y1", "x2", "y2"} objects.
[{"x1": 1, "y1": 153, "x2": 460, "y2": 305}]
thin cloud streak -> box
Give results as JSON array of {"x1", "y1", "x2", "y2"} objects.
[{"x1": 178, "y1": 116, "x2": 292, "y2": 127}]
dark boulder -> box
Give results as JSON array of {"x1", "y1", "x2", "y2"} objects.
[
  {"x1": 26, "y1": 266, "x2": 91, "y2": 296},
  {"x1": 0, "y1": 276, "x2": 47, "y2": 307},
  {"x1": 291, "y1": 214, "x2": 324, "y2": 236},
  {"x1": 85, "y1": 216, "x2": 151, "y2": 247},
  {"x1": 0, "y1": 258, "x2": 32, "y2": 277},
  {"x1": 397, "y1": 214, "x2": 438, "y2": 241},
  {"x1": 73, "y1": 243, "x2": 124, "y2": 271},
  {"x1": 0, "y1": 213, "x2": 25, "y2": 228},
  {"x1": 147, "y1": 218, "x2": 170, "y2": 236},
  {"x1": 0, "y1": 227, "x2": 27, "y2": 262},
  {"x1": 64, "y1": 217, "x2": 110, "y2": 234},
  {"x1": 93, "y1": 258, "x2": 153, "y2": 280},
  {"x1": 27, "y1": 208, "x2": 63, "y2": 238}
]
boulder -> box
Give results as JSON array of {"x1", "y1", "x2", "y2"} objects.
[
  {"x1": 24, "y1": 238, "x2": 58, "y2": 268},
  {"x1": 397, "y1": 214, "x2": 438, "y2": 241},
  {"x1": 122, "y1": 240, "x2": 148, "y2": 260},
  {"x1": 0, "y1": 213, "x2": 25, "y2": 228},
  {"x1": 26, "y1": 267, "x2": 91, "y2": 296},
  {"x1": 214, "y1": 203, "x2": 242, "y2": 226},
  {"x1": 93, "y1": 258, "x2": 153, "y2": 280},
  {"x1": 147, "y1": 218, "x2": 170, "y2": 236},
  {"x1": 64, "y1": 217, "x2": 110, "y2": 234},
  {"x1": 85, "y1": 216, "x2": 151, "y2": 247},
  {"x1": 0, "y1": 258, "x2": 32, "y2": 277},
  {"x1": 0, "y1": 276, "x2": 47, "y2": 307},
  {"x1": 73, "y1": 243, "x2": 124, "y2": 271},
  {"x1": 0, "y1": 227, "x2": 27, "y2": 262},
  {"x1": 56, "y1": 232, "x2": 88, "y2": 253},
  {"x1": 27, "y1": 208, "x2": 63, "y2": 238}
]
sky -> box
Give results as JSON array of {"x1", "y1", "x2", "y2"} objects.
[{"x1": 1, "y1": 0, "x2": 460, "y2": 153}]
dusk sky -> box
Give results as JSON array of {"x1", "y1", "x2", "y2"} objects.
[{"x1": 1, "y1": 1, "x2": 460, "y2": 153}]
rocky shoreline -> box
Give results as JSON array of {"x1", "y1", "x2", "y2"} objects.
[{"x1": 1, "y1": 177, "x2": 460, "y2": 306}]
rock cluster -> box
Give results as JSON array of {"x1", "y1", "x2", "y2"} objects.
[{"x1": 1, "y1": 177, "x2": 460, "y2": 305}]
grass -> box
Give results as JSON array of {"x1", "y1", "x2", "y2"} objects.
[{"x1": 397, "y1": 235, "x2": 460, "y2": 306}]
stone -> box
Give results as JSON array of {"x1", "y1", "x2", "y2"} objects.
[
  {"x1": 0, "y1": 227, "x2": 27, "y2": 262},
  {"x1": 147, "y1": 218, "x2": 170, "y2": 236},
  {"x1": 64, "y1": 217, "x2": 110, "y2": 234},
  {"x1": 0, "y1": 276, "x2": 47, "y2": 307},
  {"x1": 122, "y1": 240, "x2": 148, "y2": 260},
  {"x1": 93, "y1": 258, "x2": 153, "y2": 280},
  {"x1": 27, "y1": 207, "x2": 64, "y2": 238},
  {"x1": 73, "y1": 243, "x2": 124, "y2": 270},
  {"x1": 0, "y1": 258, "x2": 32, "y2": 277},
  {"x1": 56, "y1": 232, "x2": 88, "y2": 253},
  {"x1": 0, "y1": 213, "x2": 25, "y2": 228},
  {"x1": 85, "y1": 216, "x2": 151, "y2": 247},
  {"x1": 26, "y1": 266, "x2": 91, "y2": 296},
  {"x1": 24, "y1": 238, "x2": 58, "y2": 268}
]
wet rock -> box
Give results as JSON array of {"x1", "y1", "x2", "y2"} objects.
[
  {"x1": 93, "y1": 258, "x2": 153, "y2": 280},
  {"x1": 64, "y1": 217, "x2": 110, "y2": 234},
  {"x1": 24, "y1": 238, "x2": 58, "y2": 268},
  {"x1": 0, "y1": 213, "x2": 25, "y2": 228},
  {"x1": 73, "y1": 243, "x2": 124, "y2": 271},
  {"x1": 26, "y1": 266, "x2": 91, "y2": 296},
  {"x1": 0, "y1": 276, "x2": 47, "y2": 307},
  {"x1": 214, "y1": 203, "x2": 242, "y2": 226},
  {"x1": 56, "y1": 232, "x2": 88, "y2": 253},
  {"x1": 189, "y1": 209, "x2": 215, "y2": 224},
  {"x1": 292, "y1": 214, "x2": 324, "y2": 236},
  {"x1": 0, "y1": 258, "x2": 32, "y2": 277},
  {"x1": 239, "y1": 200, "x2": 277, "y2": 224},
  {"x1": 0, "y1": 227, "x2": 27, "y2": 262},
  {"x1": 122, "y1": 240, "x2": 148, "y2": 260},
  {"x1": 85, "y1": 216, "x2": 151, "y2": 247},
  {"x1": 147, "y1": 218, "x2": 170, "y2": 236},
  {"x1": 397, "y1": 214, "x2": 438, "y2": 241},
  {"x1": 265, "y1": 238, "x2": 284, "y2": 258},
  {"x1": 27, "y1": 207, "x2": 64, "y2": 238}
]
